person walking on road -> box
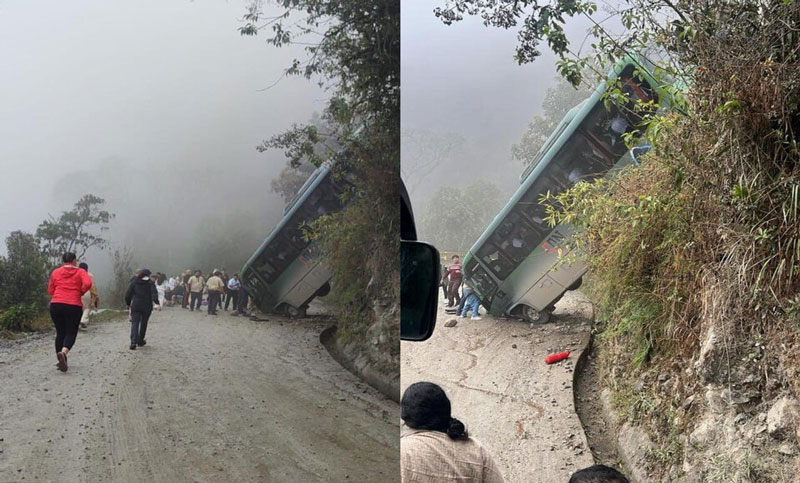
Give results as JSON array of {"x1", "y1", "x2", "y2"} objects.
[
  {"x1": 401, "y1": 381, "x2": 504, "y2": 483},
  {"x1": 441, "y1": 255, "x2": 463, "y2": 307},
  {"x1": 125, "y1": 269, "x2": 160, "y2": 350},
  {"x1": 187, "y1": 270, "x2": 205, "y2": 311},
  {"x1": 206, "y1": 270, "x2": 224, "y2": 315},
  {"x1": 225, "y1": 273, "x2": 241, "y2": 311},
  {"x1": 181, "y1": 269, "x2": 192, "y2": 309},
  {"x1": 78, "y1": 262, "x2": 98, "y2": 329},
  {"x1": 48, "y1": 252, "x2": 93, "y2": 372}
]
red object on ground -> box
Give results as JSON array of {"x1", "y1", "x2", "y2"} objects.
[{"x1": 545, "y1": 351, "x2": 570, "y2": 364}]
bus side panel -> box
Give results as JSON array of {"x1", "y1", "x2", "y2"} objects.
[
  {"x1": 487, "y1": 246, "x2": 562, "y2": 316},
  {"x1": 515, "y1": 274, "x2": 567, "y2": 313},
  {"x1": 282, "y1": 259, "x2": 331, "y2": 309}
]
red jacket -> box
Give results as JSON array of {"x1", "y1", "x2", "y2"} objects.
[{"x1": 48, "y1": 264, "x2": 93, "y2": 307}]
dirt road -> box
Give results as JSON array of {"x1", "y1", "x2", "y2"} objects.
[
  {"x1": 0, "y1": 307, "x2": 399, "y2": 482},
  {"x1": 401, "y1": 292, "x2": 594, "y2": 483}
]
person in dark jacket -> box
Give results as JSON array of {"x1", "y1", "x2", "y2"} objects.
[{"x1": 124, "y1": 268, "x2": 160, "y2": 350}]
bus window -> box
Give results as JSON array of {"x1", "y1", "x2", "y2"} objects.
[
  {"x1": 517, "y1": 183, "x2": 552, "y2": 232},
  {"x1": 476, "y1": 241, "x2": 515, "y2": 280},
  {"x1": 283, "y1": 223, "x2": 307, "y2": 250},
  {"x1": 496, "y1": 211, "x2": 539, "y2": 264},
  {"x1": 582, "y1": 102, "x2": 631, "y2": 160}
]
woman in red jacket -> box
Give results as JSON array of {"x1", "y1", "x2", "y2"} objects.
[{"x1": 48, "y1": 252, "x2": 93, "y2": 372}]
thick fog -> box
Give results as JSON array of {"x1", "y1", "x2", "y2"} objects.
[
  {"x1": 0, "y1": 1, "x2": 326, "y2": 288},
  {"x1": 401, "y1": 2, "x2": 600, "y2": 237}
]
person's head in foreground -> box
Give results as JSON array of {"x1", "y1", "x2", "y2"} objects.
[
  {"x1": 62, "y1": 252, "x2": 77, "y2": 265},
  {"x1": 452, "y1": 255, "x2": 460, "y2": 264},
  {"x1": 401, "y1": 381, "x2": 468, "y2": 440},
  {"x1": 569, "y1": 465, "x2": 629, "y2": 483}
]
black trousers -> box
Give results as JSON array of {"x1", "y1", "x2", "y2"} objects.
[
  {"x1": 130, "y1": 310, "x2": 152, "y2": 345},
  {"x1": 208, "y1": 290, "x2": 221, "y2": 314},
  {"x1": 237, "y1": 291, "x2": 249, "y2": 314},
  {"x1": 225, "y1": 290, "x2": 239, "y2": 310},
  {"x1": 447, "y1": 279, "x2": 462, "y2": 307},
  {"x1": 50, "y1": 303, "x2": 82, "y2": 352},
  {"x1": 190, "y1": 291, "x2": 202, "y2": 310}
]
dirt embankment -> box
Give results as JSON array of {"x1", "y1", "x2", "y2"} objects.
[{"x1": 0, "y1": 307, "x2": 399, "y2": 482}]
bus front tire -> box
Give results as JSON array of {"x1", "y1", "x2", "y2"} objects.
[
  {"x1": 285, "y1": 305, "x2": 307, "y2": 318},
  {"x1": 520, "y1": 305, "x2": 551, "y2": 324}
]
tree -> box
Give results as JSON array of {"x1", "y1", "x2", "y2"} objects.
[
  {"x1": 4, "y1": 231, "x2": 48, "y2": 308},
  {"x1": 106, "y1": 247, "x2": 136, "y2": 310},
  {"x1": 35, "y1": 194, "x2": 115, "y2": 267},
  {"x1": 240, "y1": 1, "x2": 400, "y2": 367},
  {"x1": 401, "y1": 129, "x2": 468, "y2": 196},
  {"x1": 434, "y1": 0, "x2": 599, "y2": 86},
  {"x1": 418, "y1": 181, "x2": 505, "y2": 251},
  {"x1": 511, "y1": 77, "x2": 588, "y2": 166}
]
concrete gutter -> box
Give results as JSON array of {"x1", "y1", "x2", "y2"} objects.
[{"x1": 320, "y1": 325, "x2": 400, "y2": 402}]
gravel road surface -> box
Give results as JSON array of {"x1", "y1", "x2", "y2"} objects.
[
  {"x1": 401, "y1": 291, "x2": 594, "y2": 482},
  {"x1": 0, "y1": 307, "x2": 399, "y2": 482}
]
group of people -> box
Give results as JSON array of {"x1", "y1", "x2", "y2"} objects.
[
  {"x1": 441, "y1": 255, "x2": 482, "y2": 320},
  {"x1": 401, "y1": 381, "x2": 630, "y2": 483},
  {"x1": 46, "y1": 253, "x2": 255, "y2": 368},
  {"x1": 162, "y1": 268, "x2": 250, "y2": 316}
]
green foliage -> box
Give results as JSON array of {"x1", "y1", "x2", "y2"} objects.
[
  {"x1": 240, "y1": 0, "x2": 400, "y2": 367},
  {"x1": 0, "y1": 302, "x2": 43, "y2": 332},
  {"x1": 418, "y1": 181, "x2": 506, "y2": 251},
  {"x1": 35, "y1": 194, "x2": 115, "y2": 268},
  {"x1": 434, "y1": 0, "x2": 597, "y2": 84},
  {"x1": 2, "y1": 231, "x2": 48, "y2": 309}
]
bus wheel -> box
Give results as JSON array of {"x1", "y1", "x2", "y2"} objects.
[
  {"x1": 567, "y1": 276, "x2": 583, "y2": 291},
  {"x1": 316, "y1": 282, "x2": 331, "y2": 297},
  {"x1": 286, "y1": 305, "x2": 307, "y2": 318},
  {"x1": 521, "y1": 305, "x2": 551, "y2": 324}
]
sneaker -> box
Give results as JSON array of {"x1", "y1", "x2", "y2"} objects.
[
  {"x1": 471, "y1": 316, "x2": 482, "y2": 320},
  {"x1": 138, "y1": 340, "x2": 146, "y2": 346},
  {"x1": 56, "y1": 352, "x2": 68, "y2": 372},
  {"x1": 129, "y1": 344, "x2": 136, "y2": 350}
]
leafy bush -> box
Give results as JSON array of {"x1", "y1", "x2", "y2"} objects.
[{"x1": 0, "y1": 302, "x2": 44, "y2": 332}]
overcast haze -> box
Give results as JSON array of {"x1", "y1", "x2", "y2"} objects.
[
  {"x1": 401, "y1": 2, "x2": 599, "y2": 226},
  {"x1": 0, "y1": 0, "x2": 327, "y2": 286}
]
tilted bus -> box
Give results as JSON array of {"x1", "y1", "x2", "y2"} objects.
[
  {"x1": 462, "y1": 57, "x2": 670, "y2": 324},
  {"x1": 241, "y1": 161, "x2": 349, "y2": 317}
]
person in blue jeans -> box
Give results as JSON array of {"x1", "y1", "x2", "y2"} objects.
[{"x1": 459, "y1": 283, "x2": 481, "y2": 320}]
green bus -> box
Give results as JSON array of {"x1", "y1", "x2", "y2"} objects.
[
  {"x1": 241, "y1": 161, "x2": 349, "y2": 317},
  {"x1": 462, "y1": 57, "x2": 670, "y2": 324}
]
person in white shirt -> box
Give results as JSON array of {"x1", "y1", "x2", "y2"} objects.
[{"x1": 225, "y1": 274, "x2": 242, "y2": 311}]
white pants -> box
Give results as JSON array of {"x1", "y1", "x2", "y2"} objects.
[{"x1": 81, "y1": 292, "x2": 92, "y2": 325}]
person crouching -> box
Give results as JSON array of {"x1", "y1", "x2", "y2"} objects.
[{"x1": 124, "y1": 268, "x2": 160, "y2": 350}]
